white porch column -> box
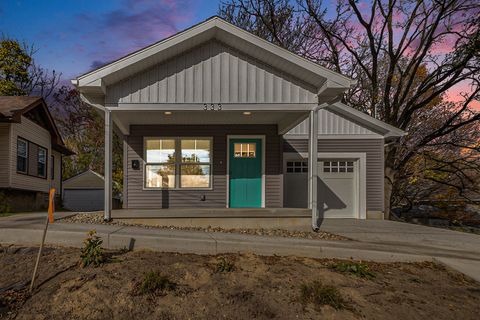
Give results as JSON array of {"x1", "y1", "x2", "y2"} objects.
[
  {"x1": 104, "y1": 109, "x2": 113, "y2": 221},
  {"x1": 308, "y1": 108, "x2": 319, "y2": 230}
]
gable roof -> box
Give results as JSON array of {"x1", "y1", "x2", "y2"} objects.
[
  {"x1": 63, "y1": 169, "x2": 105, "y2": 189},
  {"x1": 72, "y1": 16, "x2": 354, "y2": 102},
  {"x1": 326, "y1": 103, "x2": 406, "y2": 139},
  {"x1": 0, "y1": 96, "x2": 74, "y2": 155}
]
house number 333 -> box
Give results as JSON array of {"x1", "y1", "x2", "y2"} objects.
[{"x1": 203, "y1": 103, "x2": 222, "y2": 111}]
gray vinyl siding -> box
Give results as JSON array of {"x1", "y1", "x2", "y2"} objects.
[
  {"x1": 287, "y1": 108, "x2": 381, "y2": 136},
  {"x1": 125, "y1": 124, "x2": 283, "y2": 209},
  {"x1": 0, "y1": 124, "x2": 10, "y2": 187},
  {"x1": 284, "y1": 139, "x2": 384, "y2": 211},
  {"x1": 9, "y1": 116, "x2": 52, "y2": 193},
  {"x1": 106, "y1": 40, "x2": 317, "y2": 105}
]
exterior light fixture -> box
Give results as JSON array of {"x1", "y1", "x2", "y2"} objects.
[
  {"x1": 243, "y1": 111, "x2": 252, "y2": 115},
  {"x1": 164, "y1": 111, "x2": 172, "y2": 115}
]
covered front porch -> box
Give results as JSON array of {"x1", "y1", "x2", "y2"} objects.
[{"x1": 73, "y1": 16, "x2": 354, "y2": 230}]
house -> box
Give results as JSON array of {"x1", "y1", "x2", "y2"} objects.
[
  {"x1": 0, "y1": 96, "x2": 73, "y2": 211},
  {"x1": 62, "y1": 169, "x2": 121, "y2": 212},
  {"x1": 72, "y1": 16, "x2": 404, "y2": 228}
]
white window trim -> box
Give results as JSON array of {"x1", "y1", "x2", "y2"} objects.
[
  {"x1": 284, "y1": 152, "x2": 367, "y2": 219},
  {"x1": 143, "y1": 137, "x2": 213, "y2": 190},
  {"x1": 226, "y1": 135, "x2": 266, "y2": 208}
]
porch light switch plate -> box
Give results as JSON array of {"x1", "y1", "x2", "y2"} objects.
[{"x1": 131, "y1": 160, "x2": 140, "y2": 170}]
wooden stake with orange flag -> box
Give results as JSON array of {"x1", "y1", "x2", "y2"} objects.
[{"x1": 30, "y1": 188, "x2": 55, "y2": 293}]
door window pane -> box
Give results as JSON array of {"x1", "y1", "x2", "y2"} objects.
[
  {"x1": 145, "y1": 164, "x2": 175, "y2": 188},
  {"x1": 146, "y1": 139, "x2": 175, "y2": 163},
  {"x1": 180, "y1": 164, "x2": 210, "y2": 188},
  {"x1": 234, "y1": 143, "x2": 256, "y2": 158},
  {"x1": 181, "y1": 139, "x2": 211, "y2": 163}
]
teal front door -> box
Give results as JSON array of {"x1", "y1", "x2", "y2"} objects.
[{"x1": 229, "y1": 138, "x2": 262, "y2": 208}]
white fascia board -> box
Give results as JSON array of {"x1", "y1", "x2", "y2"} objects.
[
  {"x1": 76, "y1": 19, "x2": 216, "y2": 86},
  {"x1": 215, "y1": 19, "x2": 353, "y2": 88},
  {"x1": 328, "y1": 103, "x2": 406, "y2": 137},
  {"x1": 74, "y1": 17, "x2": 353, "y2": 92},
  {"x1": 106, "y1": 103, "x2": 318, "y2": 111}
]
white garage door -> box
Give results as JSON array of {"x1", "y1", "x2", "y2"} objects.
[{"x1": 284, "y1": 158, "x2": 358, "y2": 218}]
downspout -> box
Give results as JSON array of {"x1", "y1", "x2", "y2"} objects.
[{"x1": 309, "y1": 103, "x2": 327, "y2": 231}]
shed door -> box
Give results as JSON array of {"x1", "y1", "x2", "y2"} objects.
[
  {"x1": 63, "y1": 189, "x2": 104, "y2": 212},
  {"x1": 284, "y1": 158, "x2": 357, "y2": 218}
]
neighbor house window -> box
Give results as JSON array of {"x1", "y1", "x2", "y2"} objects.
[
  {"x1": 51, "y1": 155, "x2": 55, "y2": 180},
  {"x1": 144, "y1": 138, "x2": 212, "y2": 189},
  {"x1": 17, "y1": 138, "x2": 28, "y2": 173},
  {"x1": 37, "y1": 147, "x2": 47, "y2": 178}
]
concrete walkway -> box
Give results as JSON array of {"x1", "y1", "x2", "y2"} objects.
[{"x1": 1, "y1": 212, "x2": 479, "y2": 281}]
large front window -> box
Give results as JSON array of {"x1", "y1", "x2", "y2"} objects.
[{"x1": 145, "y1": 138, "x2": 212, "y2": 189}]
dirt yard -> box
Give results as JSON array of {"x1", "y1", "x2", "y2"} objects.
[{"x1": 1, "y1": 245, "x2": 479, "y2": 320}]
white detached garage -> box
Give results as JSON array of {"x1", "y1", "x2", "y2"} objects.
[{"x1": 62, "y1": 170, "x2": 105, "y2": 212}]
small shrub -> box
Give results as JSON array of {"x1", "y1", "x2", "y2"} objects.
[
  {"x1": 300, "y1": 281, "x2": 346, "y2": 310},
  {"x1": 330, "y1": 261, "x2": 376, "y2": 279},
  {"x1": 80, "y1": 230, "x2": 105, "y2": 267},
  {"x1": 215, "y1": 257, "x2": 235, "y2": 273},
  {"x1": 139, "y1": 271, "x2": 176, "y2": 295}
]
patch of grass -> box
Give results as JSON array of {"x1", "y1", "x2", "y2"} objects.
[
  {"x1": 80, "y1": 230, "x2": 105, "y2": 267},
  {"x1": 329, "y1": 261, "x2": 376, "y2": 279},
  {"x1": 215, "y1": 257, "x2": 235, "y2": 273},
  {"x1": 139, "y1": 271, "x2": 176, "y2": 295},
  {"x1": 300, "y1": 281, "x2": 346, "y2": 310}
]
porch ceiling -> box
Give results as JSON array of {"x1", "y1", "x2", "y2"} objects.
[{"x1": 112, "y1": 109, "x2": 309, "y2": 135}]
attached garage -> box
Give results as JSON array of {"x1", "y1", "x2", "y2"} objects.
[
  {"x1": 62, "y1": 170, "x2": 105, "y2": 212},
  {"x1": 284, "y1": 155, "x2": 366, "y2": 219},
  {"x1": 283, "y1": 103, "x2": 405, "y2": 220}
]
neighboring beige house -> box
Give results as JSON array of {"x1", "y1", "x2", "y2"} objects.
[{"x1": 0, "y1": 96, "x2": 73, "y2": 212}]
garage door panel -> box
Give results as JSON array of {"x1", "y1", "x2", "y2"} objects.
[{"x1": 284, "y1": 158, "x2": 358, "y2": 218}]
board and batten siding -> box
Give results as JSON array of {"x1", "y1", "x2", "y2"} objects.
[
  {"x1": 287, "y1": 108, "x2": 380, "y2": 136},
  {"x1": 0, "y1": 123, "x2": 11, "y2": 187},
  {"x1": 124, "y1": 124, "x2": 283, "y2": 209},
  {"x1": 284, "y1": 139, "x2": 385, "y2": 212},
  {"x1": 9, "y1": 116, "x2": 51, "y2": 193},
  {"x1": 106, "y1": 40, "x2": 317, "y2": 105}
]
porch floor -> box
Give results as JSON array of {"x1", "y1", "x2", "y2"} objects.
[
  {"x1": 111, "y1": 208, "x2": 311, "y2": 230},
  {"x1": 112, "y1": 208, "x2": 311, "y2": 219}
]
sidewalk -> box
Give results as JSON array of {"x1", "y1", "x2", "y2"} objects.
[{"x1": 1, "y1": 212, "x2": 479, "y2": 281}]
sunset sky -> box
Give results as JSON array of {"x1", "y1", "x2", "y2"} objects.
[{"x1": 0, "y1": 0, "x2": 477, "y2": 107}]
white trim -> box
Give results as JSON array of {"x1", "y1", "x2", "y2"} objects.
[
  {"x1": 75, "y1": 17, "x2": 352, "y2": 88},
  {"x1": 226, "y1": 135, "x2": 266, "y2": 208},
  {"x1": 106, "y1": 103, "x2": 318, "y2": 111},
  {"x1": 284, "y1": 134, "x2": 384, "y2": 140},
  {"x1": 284, "y1": 151, "x2": 367, "y2": 220}
]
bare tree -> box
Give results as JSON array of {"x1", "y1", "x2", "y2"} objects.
[{"x1": 220, "y1": 0, "x2": 480, "y2": 217}]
